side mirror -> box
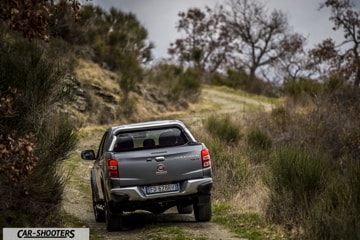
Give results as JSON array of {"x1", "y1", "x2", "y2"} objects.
[{"x1": 81, "y1": 150, "x2": 96, "y2": 160}]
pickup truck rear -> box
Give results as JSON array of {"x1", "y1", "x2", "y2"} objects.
[{"x1": 81, "y1": 120, "x2": 213, "y2": 231}]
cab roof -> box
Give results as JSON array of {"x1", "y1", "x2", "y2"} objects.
[{"x1": 111, "y1": 120, "x2": 187, "y2": 134}]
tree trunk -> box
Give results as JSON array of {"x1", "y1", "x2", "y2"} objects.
[{"x1": 355, "y1": 66, "x2": 360, "y2": 88}]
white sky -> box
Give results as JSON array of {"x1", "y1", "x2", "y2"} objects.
[{"x1": 90, "y1": 0, "x2": 358, "y2": 60}]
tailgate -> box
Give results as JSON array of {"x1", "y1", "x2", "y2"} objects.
[{"x1": 116, "y1": 144, "x2": 204, "y2": 187}]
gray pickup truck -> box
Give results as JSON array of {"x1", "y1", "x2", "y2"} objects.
[{"x1": 81, "y1": 120, "x2": 213, "y2": 231}]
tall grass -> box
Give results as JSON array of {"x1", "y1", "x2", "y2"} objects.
[
  {"x1": 265, "y1": 146, "x2": 331, "y2": 227},
  {"x1": 195, "y1": 115, "x2": 251, "y2": 201},
  {"x1": 204, "y1": 114, "x2": 242, "y2": 145},
  {"x1": 303, "y1": 157, "x2": 360, "y2": 239}
]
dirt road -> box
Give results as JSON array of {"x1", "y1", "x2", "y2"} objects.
[
  {"x1": 202, "y1": 88, "x2": 273, "y2": 113},
  {"x1": 63, "y1": 145, "x2": 241, "y2": 240}
]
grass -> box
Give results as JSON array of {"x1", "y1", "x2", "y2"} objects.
[
  {"x1": 63, "y1": 154, "x2": 92, "y2": 197},
  {"x1": 145, "y1": 226, "x2": 206, "y2": 240},
  {"x1": 60, "y1": 211, "x2": 104, "y2": 240},
  {"x1": 212, "y1": 204, "x2": 288, "y2": 240}
]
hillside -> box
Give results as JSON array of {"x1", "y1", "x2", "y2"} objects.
[
  {"x1": 67, "y1": 58, "x2": 275, "y2": 127},
  {"x1": 67, "y1": 59, "x2": 198, "y2": 125}
]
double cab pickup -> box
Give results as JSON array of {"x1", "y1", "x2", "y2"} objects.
[{"x1": 81, "y1": 120, "x2": 213, "y2": 231}]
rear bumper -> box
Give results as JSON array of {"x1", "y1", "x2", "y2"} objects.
[{"x1": 110, "y1": 178, "x2": 212, "y2": 202}]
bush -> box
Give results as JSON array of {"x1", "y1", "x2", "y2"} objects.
[
  {"x1": 247, "y1": 127, "x2": 272, "y2": 150},
  {"x1": 323, "y1": 75, "x2": 344, "y2": 93},
  {"x1": 0, "y1": 35, "x2": 78, "y2": 229},
  {"x1": 212, "y1": 68, "x2": 247, "y2": 89},
  {"x1": 149, "y1": 63, "x2": 202, "y2": 103},
  {"x1": 246, "y1": 127, "x2": 272, "y2": 164},
  {"x1": 118, "y1": 94, "x2": 138, "y2": 121},
  {"x1": 266, "y1": 146, "x2": 331, "y2": 227},
  {"x1": 204, "y1": 115, "x2": 242, "y2": 145},
  {"x1": 170, "y1": 68, "x2": 202, "y2": 102},
  {"x1": 283, "y1": 78, "x2": 321, "y2": 101},
  {"x1": 20, "y1": 114, "x2": 77, "y2": 225}
]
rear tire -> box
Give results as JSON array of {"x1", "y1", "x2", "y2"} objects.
[
  {"x1": 92, "y1": 190, "x2": 105, "y2": 222},
  {"x1": 194, "y1": 200, "x2": 212, "y2": 222}
]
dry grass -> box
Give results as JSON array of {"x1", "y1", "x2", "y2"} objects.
[
  {"x1": 74, "y1": 59, "x2": 120, "y2": 92},
  {"x1": 229, "y1": 180, "x2": 269, "y2": 215}
]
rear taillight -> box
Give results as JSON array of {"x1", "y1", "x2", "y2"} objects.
[
  {"x1": 108, "y1": 159, "x2": 119, "y2": 178},
  {"x1": 201, "y1": 148, "x2": 211, "y2": 168}
]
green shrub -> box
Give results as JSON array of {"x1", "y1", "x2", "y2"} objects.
[
  {"x1": 204, "y1": 115, "x2": 242, "y2": 145},
  {"x1": 212, "y1": 68, "x2": 247, "y2": 89},
  {"x1": 19, "y1": 114, "x2": 78, "y2": 226},
  {"x1": 266, "y1": 146, "x2": 331, "y2": 227},
  {"x1": 283, "y1": 78, "x2": 321, "y2": 99},
  {"x1": 149, "y1": 63, "x2": 201, "y2": 103},
  {"x1": 246, "y1": 127, "x2": 272, "y2": 164},
  {"x1": 148, "y1": 63, "x2": 182, "y2": 86},
  {"x1": 247, "y1": 127, "x2": 272, "y2": 150},
  {"x1": 324, "y1": 75, "x2": 344, "y2": 93},
  {"x1": 170, "y1": 68, "x2": 201, "y2": 101}
]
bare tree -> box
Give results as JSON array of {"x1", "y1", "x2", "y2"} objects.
[
  {"x1": 271, "y1": 34, "x2": 313, "y2": 83},
  {"x1": 224, "y1": 0, "x2": 304, "y2": 87},
  {"x1": 309, "y1": 0, "x2": 360, "y2": 87},
  {"x1": 168, "y1": 5, "x2": 232, "y2": 73}
]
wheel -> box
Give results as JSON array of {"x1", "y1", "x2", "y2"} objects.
[
  {"x1": 92, "y1": 190, "x2": 105, "y2": 222},
  {"x1": 177, "y1": 204, "x2": 193, "y2": 214},
  {"x1": 194, "y1": 200, "x2": 212, "y2": 222},
  {"x1": 105, "y1": 200, "x2": 123, "y2": 231}
]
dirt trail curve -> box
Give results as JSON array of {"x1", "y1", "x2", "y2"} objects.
[
  {"x1": 181, "y1": 88, "x2": 274, "y2": 125},
  {"x1": 63, "y1": 87, "x2": 274, "y2": 240},
  {"x1": 201, "y1": 88, "x2": 273, "y2": 113}
]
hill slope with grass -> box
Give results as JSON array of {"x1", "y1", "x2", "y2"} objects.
[{"x1": 68, "y1": 58, "x2": 278, "y2": 126}]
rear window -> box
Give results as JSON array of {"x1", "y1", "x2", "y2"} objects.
[{"x1": 113, "y1": 127, "x2": 188, "y2": 152}]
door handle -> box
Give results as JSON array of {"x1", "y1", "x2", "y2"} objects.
[{"x1": 155, "y1": 156, "x2": 165, "y2": 162}]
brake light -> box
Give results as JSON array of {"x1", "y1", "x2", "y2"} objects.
[
  {"x1": 201, "y1": 149, "x2": 211, "y2": 168},
  {"x1": 108, "y1": 159, "x2": 119, "y2": 178}
]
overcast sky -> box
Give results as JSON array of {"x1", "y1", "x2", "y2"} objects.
[{"x1": 90, "y1": 0, "x2": 358, "y2": 60}]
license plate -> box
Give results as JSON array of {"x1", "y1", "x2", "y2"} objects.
[{"x1": 146, "y1": 183, "x2": 179, "y2": 194}]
